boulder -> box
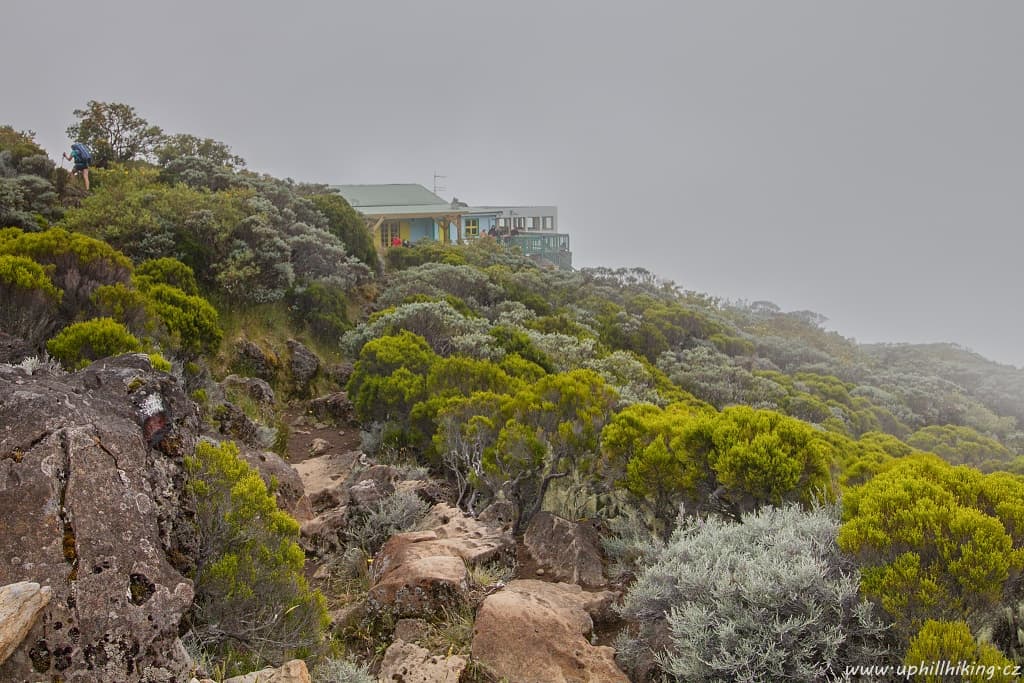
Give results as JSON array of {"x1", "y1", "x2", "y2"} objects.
[
  {"x1": 368, "y1": 504, "x2": 514, "y2": 618},
  {"x1": 299, "y1": 507, "x2": 349, "y2": 553},
  {"x1": 524, "y1": 512, "x2": 605, "y2": 587},
  {"x1": 238, "y1": 448, "x2": 312, "y2": 521},
  {"x1": 293, "y1": 451, "x2": 358, "y2": 514},
  {"x1": 223, "y1": 659, "x2": 311, "y2": 683},
  {"x1": 393, "y1": 618, "x2": 429, "y2": 643},
  {"x1": 472, "y1": 580, "x2": 627, "y2": 683},
  {"x1": 214, "y1": 400, "x2": 263, "y2": 447},
  {"x1": 287, "y1": 339, "x2": 320, "y2": 396},
  {"x1": 324, "y1": 361, "x2": 354, "y2": 387},
  {"x1": 0, "y1": 354, "x2": 198, "y2": 682},
  {"x1": 378, "y1": 639, "x2": 467, "y2": 683},
  {"x1": 0, "y1": 582, "x2": 52, "y2": 664},
  {"x1": 307, "y1": 391, "x2": 356, "y2": 426},
  {"x1": 348, "y1": 465, "x2": 400, "y2": 509},
  {"x1": 222, "y1": 374, "x2": 276, "y2": 406},
  {"x1": 231, "y1": 339, "x2": 279, "y2": 381}
]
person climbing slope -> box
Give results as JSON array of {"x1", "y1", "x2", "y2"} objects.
[{"x1": 63, "y1": 142, "x2": 92, "y2": 191}]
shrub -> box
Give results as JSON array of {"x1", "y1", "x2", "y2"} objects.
[
  {"x1": 184, "y1": 440, "x2": 327, "y2": 668},
  {"x1": 135, "y1": 257, "x2": 200, "y2": 295},
  {"x1": 618, "y1": 504, "x2": 891, "y2": 682},
  {"x1": 141, "y1": 282, "x2": 222, "y2": 356},
  {"x1": 904, "y1": 620, "x2": 1013, "y2": 682},
  {"x1": 287, "y1": 280, "x2": 352, "y2": 342},
  {"x1": 0, "y1": 227, "x2": 132, "y2": 322},
  {"x1": 0, "y1": 254, "x2": 62, "y2": 347},
  {"x1": 46, "y1": 317, "x2": 142, "y2": 369},
  {"x1": 839, "y1": 454, "x2": 1024, "y2": 644},
  {"x1": 311, "y1": 657, "x2": 374, "y2": 683},
  {"x1": 345, "y1": 489, "x2": 429, "y2": 556}
]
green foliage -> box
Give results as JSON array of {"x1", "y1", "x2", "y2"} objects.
[
  {"x1": 0, "y1": 227, "x2": 133, "y2": 322},
  {"x1": 46, "y1": 317, "x2": 143, "y2": 369},
  {"x1": 185, "y1": 440, "x2": 327, "y2": 666},
  {"x1": 347, "y1": 331, "x2": 436, "y2": 426},
  {"x1": 489, "y1": 324, "x2": 554, "y2": 373},
  {"x1": 384, "y1": 240, "x2": 466, "y2": 270},
  {"x1": 618, "y1": 504, "x2": 891, "y2": 682},
  {"x1": 344, "y1": 489, "x2": 429, "y2": 556},
  {"x1": 485, "y1": 369, "x2": 619, "y2": 531},
  {"x1": 287, "y1": 281, "x2": 352, "y2": 342},
  {"x1": 839, "y1": 454, "x2": 1024, "y2": 643},
  {"x1": 907, "y1": 424, "x2": 1015, "y2": 472},
  {"x1": 135, "y1": 257, "x2": 200, "y2": 295},
  {"x1": 155, "y1": 133, "x2": 245, "y2": 169},
  {"x1": 603, "y1": 404, "x2": 835, "y2": 527},
  {"x1": 904, "y1": 620, "x2": 1014, "y2": 682},
  {"x1": 0, "y1": 254, "x2": 62, "y2": 347},
  {"x1": 66, "y1": 100, "x2": 164, "y2": 165},
  {"x1": 148, "y1": 353, "x2": 172, "y2": 372},
  {"x1": 311, "y1": 657, "x2": 375, "y2": 683},
  {"x1": 140, "y1": 282, "x2": 222, "y2": 357},
  {"x1": 309, "y1": 192, "x2": 379, "y2": 272}
]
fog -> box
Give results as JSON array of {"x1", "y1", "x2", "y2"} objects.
[{"x1": 8, "y1": 1, "x2": 1023, "y2": 365}]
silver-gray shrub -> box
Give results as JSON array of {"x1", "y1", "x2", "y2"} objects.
[
  {"x1": 311, "y1": 657, "x2": 374, "y2": 683},
  {"x1": 618, "y1": 504, "x2": 891, "y2": 682},
  {"x1": 345, "y1": 489, "x2": 429, "y2": 556},
  {"x1": 378, "y1": 262, "x2": 503, "y2": 311},
  {"x1": 341, "y1": 300, "x2": 489, "y2": 356}
]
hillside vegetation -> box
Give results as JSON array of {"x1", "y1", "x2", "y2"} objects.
[{"x1": 4, "y1": 104, "x2": 1024, "y2": 681}]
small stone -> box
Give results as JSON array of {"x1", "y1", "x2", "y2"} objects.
[
  {"x1": 536, "y1": 568, "x2": 545, "y2": 576},
  {"x1": 309, "y1": 438, "x2": 331, "y2": 456}
]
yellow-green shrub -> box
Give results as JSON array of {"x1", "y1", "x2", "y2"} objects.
[
  {"x1": 184, "y1": 441, "x2": 327, "y2": 669},
  {"x1": 46, "y1": 317, "x2": 142, "y2": 369},
  {"x1": 0, "y1": 254, "x2": 62, "y2": 346}
]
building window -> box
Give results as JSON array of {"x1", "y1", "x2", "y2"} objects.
[
  {"x1": 513, "y1": 216, "x2": 527, "y2": 229},
  {"x1": 465, "y1": 218, "x2": 479, "y2": 238},
  {"x1": 381, "y1": 221, "x2": 401, "y2": 248},
  {"x1": 542, "y1": 216, "x2": 554, "y2": 230}
]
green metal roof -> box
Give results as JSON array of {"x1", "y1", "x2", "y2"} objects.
[{"x1": 331, "y1": 184, "x2": 458, "y2": 215}]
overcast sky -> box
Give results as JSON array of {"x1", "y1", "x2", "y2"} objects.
[{"x1": 8, "y1": 1, "x2": 1023, "y2": 366}]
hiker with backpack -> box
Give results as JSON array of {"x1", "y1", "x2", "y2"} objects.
[{"x1": 63, "y1": 143, "x2": 92, "y2": 191}]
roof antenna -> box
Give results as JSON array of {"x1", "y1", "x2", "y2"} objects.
[{"x1": 433, "y1": 171, "x2": 447, "y2": 196}]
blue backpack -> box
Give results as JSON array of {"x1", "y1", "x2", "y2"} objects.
[{"x1": 71, "y1": 143, "x2": 93, "y2": 165}]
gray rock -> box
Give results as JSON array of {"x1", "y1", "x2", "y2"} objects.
[
  {"x1": 524, "y1": 512, "x2": 606, "y2": 587},
  {"x1": 222, "y1": 374, "x2": 275, "y2": 406},
  {"x1": 287, "y1": 339, "x2": 320, "y2": 397},
  {"x1": 231, "y1": 339, "x2": 279, "y2": 381},
  {"x1": 307, "y1": 392, "x2": 356, "y2": 426},
  {"x1": 393, "y1": 617, "x2": 429, "y2": 643},
  {"x1": 238, "y1": 448, "x2": 311, "y2": 521},
  {"x1": 309, "y1": 438, "x2": 331, "y2": 457},
  {"x1": 0, "y1": 355, "x2": 197, "y2": 682},
  {"x1": 0, "y1": 332, "x2": 32, "y2": 365},
  {"x1": 213, "y1": 401, "x2": 262, "y2": 448}
]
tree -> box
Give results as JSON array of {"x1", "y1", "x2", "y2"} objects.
[
  {"x1": 485, "y1": 369, "x2": 619, "y2": 531},
  {"x1": 155, "y1": 133, "x2": 245, "y2": 168},
  {"x1": 66, "y1": 100, "x2": 164, "y2": 165}
]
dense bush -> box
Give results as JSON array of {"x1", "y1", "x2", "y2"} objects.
[
  {"x1": 618, "y1": 504, "x2": 891, "y2": 682},
  {"x1": 184, "y1": 440, "x2": 327, "y2": 668},
  {"x1": 839, "y1": 454, "x2": 1024, "y2": 644},
  {"x1": 46, "y1": 317, "x2": 142, "y2": 369},
  {"x1": 0, "y1": 254, "x2": 62, "y2": 347},
  {"x1": 287, "y1": 280, "x2": 352, "y2": 342},
  {"x1": 904, "y1": 620, "x2": 1013, "y2": 682}
]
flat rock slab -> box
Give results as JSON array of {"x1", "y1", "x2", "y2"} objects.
[
  {"x1": 223, "y1": 659, "x2": 311, "y2": 683},
  {"x1": 524, "y1": 512, "x2": 605, "y2": 587},
  {"x1": 472, "y1": 580, "x2": 628, "y2": 683},
  {"x1": 378, "y1": 639, "x2": 467, "y2": 682}
]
